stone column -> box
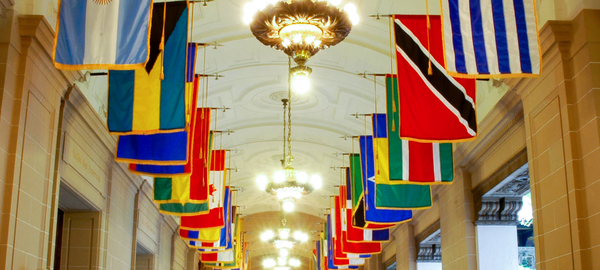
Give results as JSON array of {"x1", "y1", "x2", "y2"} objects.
[
  {"x1": 395, "y1": 224, "x2": 417, "y2": 270},
  {"x1": 475, "y1": 198, "x2": 522, "y2": 270},
  {"x1": 438, "y1": 169, "x2": 477, "y2": 270}
]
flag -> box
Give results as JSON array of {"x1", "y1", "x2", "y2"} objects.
[
  {"x1": 440, "y1": 0, "x2": 541, "y2": 78},
  {"x1": 363, "y1": 132, "x2": 433, "y2": 210},
  {"x1": 385, "y1": 75, "x2": 454, "y2": 184},
  {"x1": 351, "y1": 149, "x2": 413, "y2": 228},
  {"x1": 326, "y1": 216, "x2": 363, "y2": 268},
  {"x1": 316, "y1": 241, "x2": 322, "y2": 270},
  {"x1": 115, "y1": 76, "x2": 202, "y2": 166},
  {"x1": 334, "y1": 194, "x2": 381, "y2": 255},
  {"x1": 191, "y1": 191, "x2": 234, "y2": 251},
  {"x1": 181, "y1": 150, "x2": 228, "y2": 230},
  {"x1": 349, "y1": 155, "x2": 395, "y2": 230},
  {"x1": 153, "y1": 119, "x2": 213, "y2": 204},
  {"x1": 128, "y1": 74, "x2": 201, "y2": 176},
  {"x1": 342, "y1": 181, "x2": 389, "y2": 243},
  {"x1": 204, "y1": 228, "x2": 243, "y2": 268},
  {"x1": 108, "y1": 2, "x2": 190, "y2": 135},
  {"x1": 394, "y1": 15, "x2": 477, "y2": 142},
  {"x1": 53, "y1": 0, "x2": 152, "y2": 70},
  {"x1": 178, "y1": 197, "x2": 233, "y2": 244}
]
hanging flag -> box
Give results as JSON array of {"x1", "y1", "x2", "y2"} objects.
[
  {"x1": 190, "y1": 191, "x2": 234, "y2": 252},
  {"x1": 385, "y1": 75, "x2": 454, "y2": 184},
  {"x1": 334, "y1": 194, "x2": 381, "y2": 255},
  {"x1": 440, "y1": 0, "x2": 541, "y2": 78},
  {"x1": 326, "y1": 215, "x2": 363, "y2": 268},
  {"x1": 180, "y1": 150, "x2": 228, "y2": 230},
  {"x1": 128, "y1": 74, "x2": 201, "y2": 177},
  {"x1": 153, "y1": 120, "x2": 213, "y2": 204},
  {"x1": 316, "y1": 241, "x2": 322, "y2": 270},
  {"x1": 364, "y1": 132, "x2": 433, "y2": 210},
  {"x1": 394, "y1": 15, "x2": 477, "y2": 142},
  {"x1": 344, "y1": 172, "x2": 390, "y2": 243},
  {"x1": 204, "y1": 227, "x2": 243, "y2": 267},
  {"x1": 178, "y1": 197, "x2": 233, "y2": 244},
  {"x1": 53, "y1": 0, "x2": 152, "y2": 70},
  {"x1": 350, "y1": 150, "x2": 412, "y2": 228},
  {"x1": 349, "y1": 155, "x2": 394, "y2": 230},
  {"x1": 116, "y1": 75, "x2": 202, "y2": 166},
  {"x1": 108, "y1": 2, "x2": 190, "y2": 135},
  {"x1": 187, "y1": 205, "x2": 235, "y2": 252}
]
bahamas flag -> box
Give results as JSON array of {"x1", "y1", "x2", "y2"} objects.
[
  {"x1": 108, "y1": 2, "x2": 191, "y2": 135},
  {"x1": 53, "y1": 0, "x2": 152, "y2": 70},
  {"x1": 116, "y1": 77, "x2": 201, "y2": 166},
  {"x1": 153, "y1": 111, "x2": 212, "y2": 205},
  {"x1": 385, "y1": 75, "x2": 454, "y2": 184},
  {"x1": 343, "y1": 173, "x2": 389, "y2": 243},
  {"x1": 369, "y1": 116, "x2": 434, "y2": 209},
  {"x1": 350, "y1": 149, "x2": 412, "y2": 228},
  {"x1": 180, "y1": 150, "x2": 228, "y2": 230},
  {"x1": 128, "y1": 75, "x2": 201, "y2": 177}
]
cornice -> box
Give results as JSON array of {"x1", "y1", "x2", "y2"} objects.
[{"x1": 18, "y1": 15, "x2": 82, "y2": 93}]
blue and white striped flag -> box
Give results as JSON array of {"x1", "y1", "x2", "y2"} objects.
[
  {"x1": 53, "y1": 0, "x2": 152, "y2": 70},
  {"x1": 441, "y1": 0, "x2": 541, "y2": 78}
]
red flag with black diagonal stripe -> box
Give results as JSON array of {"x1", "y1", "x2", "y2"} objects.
[{"x1": 394, "y1": 15, "x2": 477, "y2": 142}]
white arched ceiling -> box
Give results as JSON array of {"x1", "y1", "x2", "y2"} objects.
[{"x1": 189, "y1": 0, "x2": 442, "y2": 220}]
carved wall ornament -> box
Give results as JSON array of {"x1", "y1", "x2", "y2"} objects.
[
  {"x1": 477, "y1": 198, "x2": 523, "y2": 225},
  {"x1": 485, "y1": 163, "x2": 530, "y2": 198}
]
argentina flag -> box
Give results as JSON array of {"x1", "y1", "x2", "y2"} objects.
[
  {"x1": 441, "y1": 0, "x2": 541, "y2": 78},
  {"x1": 53, "y1": 0, "x2": 152, "y2": 70}
]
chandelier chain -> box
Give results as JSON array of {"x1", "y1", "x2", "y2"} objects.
[{"x1": 286, "y1": 57, "x2": 293, "y2": 166}]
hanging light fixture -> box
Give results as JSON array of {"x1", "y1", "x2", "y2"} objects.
[
  {"x1": 243, "y1": 0, "x2": 358, "y2": 65},
  {"x1": 261, "y1": 217, "x2": 308, "y2": 269},
  {"x1": 256, "y1": 60, "x2": 322, "y2": 209}
]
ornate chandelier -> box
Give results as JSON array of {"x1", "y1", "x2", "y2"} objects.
[
  {"x1": 243, "y1": 0, "x2": 359, "y2": 93},
  {"x1": 256, "y1": 65, "x2": 322, "y2": 212}
]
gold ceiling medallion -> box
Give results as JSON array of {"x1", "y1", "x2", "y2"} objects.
[{"x1": 92, "y1": 0, "x2": 113, "y2": 5}]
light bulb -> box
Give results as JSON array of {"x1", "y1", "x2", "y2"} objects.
[
  {"x1": 291, "y1": 73, "x2": 311, "y2": 94},
  {"x1": 292, "y1": 34, "x2": 303, "y2": 44},
  {"x1": 278, "y1": 257, "x2": 287, "y2": 266},
  {"x1": 301, "y1": 233, "x2": 309, "y2": 242},
  {"x1": 263, "y1": 258, "x2": 276, "y2": 268},
  {"x1": 289, "y1": 258, "x2": 301, "y2": 267},
  {"x1": 313, "y1": 40, "x2": 322, "y2": 47},
  {"x1": 257, "y1": 175, "x2": 268, "y2": 190},
  {"x1": 274, "y1": 171, "x2": 286, "y2": 183},
  {"x1": 282, "y1": 200, "x2": 295, "y2": 212},
  {"x1": 344, "y1": 3, "x2": 360, "y2": 25},
  {"x1": 279, "y1": 228, "x2": 290, "y2": 239},
  {"x1": 253, "y1": 0, "x2": 268, "y2": 10},
  {"x1": 293, "y1": 231, "x2": 302, "y2": 240},
  {"x1": 305, "y1": 36, "x2": 316, "y2": 44},
  {"x1": 261, "y1": 230, "x2": 274, "y2": 241},
  {"x1": 280, "y1": 248, "x2": 289, "y2": 257},
  {"x1": 282, "y1": 38, "x2": 291, "y2": 47},
  {"x1": 296, "y1": 172, "x2": 308, "y2": 183},
  {"x1": 310, "y1": 175, "x2": 322, "y2": 189}
]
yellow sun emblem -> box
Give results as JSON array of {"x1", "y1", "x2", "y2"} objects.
[{"x1": 92, "y1": 0, "x2": 113, "y2": 4}]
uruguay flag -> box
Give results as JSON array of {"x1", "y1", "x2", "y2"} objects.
[
  {"x1": 440, "y1": 0, "x2": 541, "y2": 78},
  {"x1": 53, "y1": 0, "x2": 152, "y2": 70}
]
